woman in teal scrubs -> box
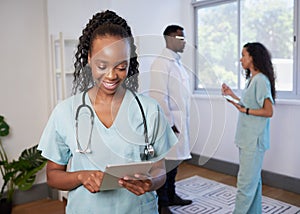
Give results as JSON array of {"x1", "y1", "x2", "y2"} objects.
[
  {"x1": 221, "y1": 42, "x2": 276, "y2": 214},
  {"x1": 38, "y1": 10, "x2": 177, "y2": 214}
]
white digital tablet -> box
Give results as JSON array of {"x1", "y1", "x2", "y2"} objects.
[
  {"x1": 223, "y1": 95, "x2": 239, "y2": 104},
  {"x1": 100, "y1": 161, "x2": 154, "y2": 191},
  {"x1": 223, "y1": 95, "x2": 244, "y2": 107}
]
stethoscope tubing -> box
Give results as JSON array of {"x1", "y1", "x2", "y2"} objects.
[
  {"x1": 75, "y1": 90, "x2": 94, "y2": 153},
  {"x1": 128, "y1": 89, "x2": 155, "y2": 160}
]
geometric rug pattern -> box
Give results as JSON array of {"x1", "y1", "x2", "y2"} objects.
[{"x1": 170, "y1": 176, "x2": 300, "y2": 214}]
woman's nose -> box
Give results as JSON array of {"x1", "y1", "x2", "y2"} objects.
[{"x1": 106, "y1": 68, "x2": 117, "y2": 79}]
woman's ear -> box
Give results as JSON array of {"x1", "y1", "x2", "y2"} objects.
[{"x1": 88, "y1": 54, "x2": 91, "y2": 65}]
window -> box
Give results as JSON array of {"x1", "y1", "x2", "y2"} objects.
[{"x1": 193, "y1": 0, "x2": 299, "y2": 98}]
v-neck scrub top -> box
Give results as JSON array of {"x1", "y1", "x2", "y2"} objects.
[
  {"x1": 235, "y1": 73, "x2": 274, "y2": 151},
  {"x1": 38, "y1": 90, "x2": 178, "y2": 214}
]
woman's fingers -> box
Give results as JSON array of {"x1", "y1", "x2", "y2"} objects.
[
  {"x1": 79, "y1": 171, "x2": 104, "y2": 193},
  {"x1": 119, "y1": 175, "x2": 152, "y2": 196}
]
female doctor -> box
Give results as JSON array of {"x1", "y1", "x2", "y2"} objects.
[{"x1": 38, "y1": 10, "x2": 177, "y2": 214}]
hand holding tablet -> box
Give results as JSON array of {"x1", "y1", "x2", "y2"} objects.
[{"x1": 100, "y1": 161, "x2": 154, "y2": 191}]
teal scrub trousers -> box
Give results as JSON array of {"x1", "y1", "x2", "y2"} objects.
[{"x1": 233, "y1": 145, "x2": 265, "y2": 214}]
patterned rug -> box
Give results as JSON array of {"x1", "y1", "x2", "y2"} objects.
[{"x1": 170, "y1": 176, "x2": 300, "y2": 214}]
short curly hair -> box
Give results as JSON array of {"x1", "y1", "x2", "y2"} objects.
[{"x1": 72, "y1": 10, "x2": 139, "y2": 94}]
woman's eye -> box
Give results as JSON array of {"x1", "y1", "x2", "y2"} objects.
[
  {"x1": 116, "y1": 65, "x2": 127, "y2": 71},
  {"x1": 97, "y1": 65, "x2": 106, "y2": 70}
]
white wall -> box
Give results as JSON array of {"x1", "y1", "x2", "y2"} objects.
[
  {"x1": 47, "y1": 0, "x2": 109, "y2": 38},
  {"x1": 0, "y1": 0, "x2": 50, "y2": 185},
  {"x1": 190, "y1": 97, "x2": 300, "y2": 179},
  {"x1": 262, "y1": 101, "x2": 300, "y2": 178}
]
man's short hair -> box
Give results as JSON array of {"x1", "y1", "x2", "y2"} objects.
[{"x1": 163, "y1": 25, "x2": 184, "y2": 36}]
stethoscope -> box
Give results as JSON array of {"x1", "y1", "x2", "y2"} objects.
[{"x1": 75, "y1": 89, "x2": 155, "y2": 160}]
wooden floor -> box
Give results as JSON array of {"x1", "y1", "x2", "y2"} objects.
[
  {"x1": 176, "y1": 162, "x2": 300, "y2": 208},
  {"x1": 12, "y1": 162, "x2": 300, "y2": 213}
]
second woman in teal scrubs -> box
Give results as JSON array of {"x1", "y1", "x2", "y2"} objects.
[
  {"x1": 222, "y1": 42, "x2": 276, "y2": 214},
  {"x1": 38, "y1": 10, "x2": 177, "y2": 214}
]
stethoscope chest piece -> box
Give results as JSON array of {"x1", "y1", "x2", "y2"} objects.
[{"x1": 144, "y1": 144, "x2": 155, "y2": 158}]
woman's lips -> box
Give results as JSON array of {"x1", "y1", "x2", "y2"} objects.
[{"x1": 102, "y1": 81, "x2": 119, "y2": 90}]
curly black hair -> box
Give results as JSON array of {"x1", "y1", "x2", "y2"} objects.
[
  {"x1": 243, "y1": 42, "x2": 276, "y2": 101},
  {"x1": 72, "y1": 10, "x2": 139, "y2": 94}
]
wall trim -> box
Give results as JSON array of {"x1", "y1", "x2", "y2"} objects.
[
  {"x1": 187, "y1": 153, "x2": 300, "y2": 195},
  {"x1": 12, "y1": 183, "x2": 57, "y2": 205}
]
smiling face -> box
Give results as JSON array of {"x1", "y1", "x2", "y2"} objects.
[{"x1": 88, "y1": 35, "x2": 130, "y2": 95}]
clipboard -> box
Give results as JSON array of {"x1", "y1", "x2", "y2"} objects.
[{"x1": 100, "y1": 161, "x2": 154, "y2": 191}]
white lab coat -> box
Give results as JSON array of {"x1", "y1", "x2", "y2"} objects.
[{"x1": 149, "y1": 48, "x2": 191, "y2": 160}]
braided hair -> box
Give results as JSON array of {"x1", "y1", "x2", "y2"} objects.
[
  {"x1": 243, "y1": 42, "x2": 276, "y2": 101},
  {"x1": 72, "y1": 10, "x2": 139, "y2": 94}
]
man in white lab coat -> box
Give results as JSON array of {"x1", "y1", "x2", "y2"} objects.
[{"x1": 149, "y1": 25, "x2": 192, "y2": 214}]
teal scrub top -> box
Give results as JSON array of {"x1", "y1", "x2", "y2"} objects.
[
  {"x1": 235, "y1": 73, "x2": 274, "y2": 151},
  {"x1": 38, "y1": 90, "x2": 178, "y2": 214}
]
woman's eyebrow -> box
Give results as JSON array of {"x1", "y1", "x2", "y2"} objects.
[
  {"x1": 114, "y1": 60, "x2": 128, "y2": 67},
  {"x1": 92, "y1": 59, "x2": 128, "y2": 67},
  {"x1": 94, "y1": 59, "x2": 108, "y2": 64}
]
